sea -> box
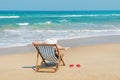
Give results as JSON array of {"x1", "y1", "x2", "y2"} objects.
[{"x1": 0, "y1": 10, "x2": 120, "y2": 48}]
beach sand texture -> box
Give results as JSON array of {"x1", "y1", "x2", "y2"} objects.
[{"x1": 0, "y1": 36, "x2": 120, "y2": 80}]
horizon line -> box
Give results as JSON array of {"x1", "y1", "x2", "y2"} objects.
[{"x1": 0, "y1": 10, "x2": 120, "y2": 11}]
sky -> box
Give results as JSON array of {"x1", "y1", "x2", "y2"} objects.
[{"x1": 0, "y1": 0, "x2": 120, "y2": 11}]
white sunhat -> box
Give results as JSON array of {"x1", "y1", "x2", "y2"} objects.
[{"x1": 46, "y1": 38, "x2": 57, "y2": 44}]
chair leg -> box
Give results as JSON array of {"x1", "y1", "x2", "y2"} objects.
[
  {"x1": 60, "y1": 55, "x2": 65, "y2": 66},
  {"x1": 61, "y1": 58, "x2": 65, "y2": 66},
  {"x1": 55, "y1": 59, "x2": 61, "y2": 72},
  {"x1": 35, "y1": 53, "x2": 39, "y2": 72},
  {"x1": 54, "y1": 63, "x2": 59, "y2": 72}
]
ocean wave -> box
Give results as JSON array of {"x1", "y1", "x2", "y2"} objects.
[
  {"x1": 59, "y1": 19, "x2": 68, "y2": 23},
  {"x1": 77, "y1": 29, "x2": 120, "y2": 33},
  {"x1": 1, "y1": 28, "x2": 120, "y2": 48},
  {"x1": 31, "y1": 29, "x2": 120, "y2": 33},
  {"x1": 25, "y1": 14, "x2": 120, "y2": 18},
  {"x1": 0, "y1": 43, "x2": 28, "y2": 48},
  {"x1": 0, "y1": 16, "x2": 20, "y2": 19},
  {"x1": 35, "y1": 21, "x2": 52, "y2": 25},
  {"x1": 16, "y1": 23, "x2": 29, "y2": 26},
  {"x1": 4, "y1": 29, "x2": 19, "y2": 32},
  {"x1": 44, "y1": 21, "x2": 52, "y2": 24},
  {"x1": 35, "y1": 30, "x2": 68, "y2": 33},
  {"x1": 59, "y1": 14, "x2": 120, "y2": 17}
]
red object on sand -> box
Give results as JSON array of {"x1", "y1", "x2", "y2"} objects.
[
  {"x1": 69, "y1": 64, "x2": 74, "y2": 67},
  {"x1": 76, "y1": 64, "x2": 81, "y2": 67}
]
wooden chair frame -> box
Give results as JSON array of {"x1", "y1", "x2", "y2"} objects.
[{"x1": 34, "y1": 44, "x2": 65, "y2": 73}]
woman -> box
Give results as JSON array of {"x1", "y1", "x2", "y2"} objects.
[{"x1": 32, "y1": 38, "x2": 69, "y2": 51}]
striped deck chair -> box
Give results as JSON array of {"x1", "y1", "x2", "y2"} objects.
[{"x1": 34, "y1": 44, "x2": 65, "y2": 73}]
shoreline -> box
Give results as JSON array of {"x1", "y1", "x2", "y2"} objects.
[
  {"x1": 1, "y1": 34, "x2": 120, "y2": 48},
  {"x1": 0, "y1": 44, "x2": 36, "y2": 55},
  {"x1": 58, "y1": 35, "x2": 120, "y2": 47},
  {"x1": 1, "y1": 35, "x2": 120, "y2": 55}
]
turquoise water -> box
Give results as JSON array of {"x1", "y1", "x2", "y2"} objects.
[{"x1": 0, "y1": 10, "x2": 120, "y2": 47}]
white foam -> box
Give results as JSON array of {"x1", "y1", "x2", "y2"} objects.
[
  {"x1": 16, "y1": 23, "x2": 29, "y2": 26},
  {"x1": 4, "y1": 29, "x2": 19, "y2": 32},
  {"x1": 32, "y1": 29, "x2": 120, "y2": 35},
  {"x1": 0, "y1": 43, "x2": 28, "y2": 48},
  {"x1": 1, "y1": 28, "x2": 120, "y2": 48},
  {"x1": 58, "y1": 14, "x2": 120, "y2": 17},
  {"x1": 35, "y1": 30, "x2": 68, "y2": 33},
  {"x1": 59, "y1": 19, "x2": 68, "y2": 23},
  {"x1": 80, "y1": 29, "x2": 120, "y2": 32},
  {"x1": 0, "y1": 16, "x2": 20, "y2": 18},
  {"x1": 45, "y1": 21, "x2": 52, "y2": 24}
]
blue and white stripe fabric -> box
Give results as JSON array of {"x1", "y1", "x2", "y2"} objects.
[{"x1": 37, "y1": 46, "x2": 58, "y2": 63}]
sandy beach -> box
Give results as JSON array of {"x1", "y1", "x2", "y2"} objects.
[{"x1": 0, "y1": 35, "x2": 120, "y2": 80}]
